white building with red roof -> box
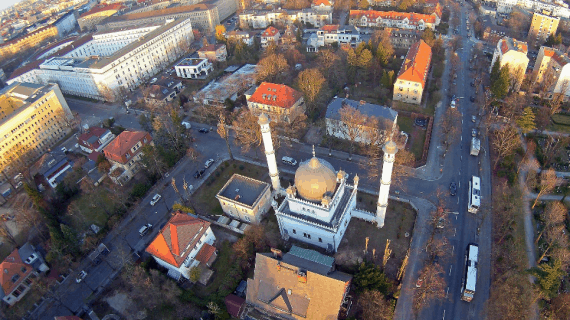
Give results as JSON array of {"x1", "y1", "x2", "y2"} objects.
[
  {"x1": 145, "y1": 211, "x2": 216, "y2": 281},
  {"x1": 312, "y1": 0, "x2": 334, "y2": 12},
  {"x1": 393, "y1": 40, "x2": 432, "y2": 105},
  {"x1": 490, "y1": 37, "x2": 529, "y2": 90},
  {"x1": 246, "y1": 82, "x2": 305, "y2": 122},
  {"x1": 533, "y1": 45, "x2": 570, "y2": 100},
  {"x1": 103, "y1": 130, "x2": 152, "y2": 185},
  {"x1": 261, "y1": 26, "x2": 281, "y2": 48},
  {"x1": 77, "y1": 127, "x2": 116, "y2": 155},
  {"x1": 349, "y1": 9, "x2": 440, "y2": 30}
]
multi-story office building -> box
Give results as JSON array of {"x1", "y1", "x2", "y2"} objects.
[
  {"x1": 529, "y1": 11, "x2": 560, "y2": 43},
  {"x1": 97, "y1": 3, "x2": 220, "y2": 33},
  {"x1": 490, "y1": 37, "x2": 529, "y2": 90},
  {"x1": 0, "y1": 82, "x2": 73, "y2": 182},
  {"x1": 8, "y1": 18, "x2": 194, "y2": 101},
  {"x1": 393, "y1": 40, "x2": 432, "y2": 105},
  {"x1": 0, "y1": 26, "x2": 58, "y2": 59}
]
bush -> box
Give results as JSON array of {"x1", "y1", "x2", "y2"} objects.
[
  {"x1": 216, "y1": 171, "x2": 221, "y2": 177},
  {"x1": 239, "y1": 165, "x2": 245, "y2": 170},
  {"x1": 131, "y1": 183, "x2": 151, "y2": 199},
  {"x1": 233, "y1": 163, "x2": 237, "y2": 168},
  {"x1": 225, "y1": 162, "x2": 230, "y2": 167}
]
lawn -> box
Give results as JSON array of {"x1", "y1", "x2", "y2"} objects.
[
  {"x1": 68, "y1": 190, "x2": 115, "y2": 231},
  {"x1": 335, "y1": 192, "x2": 416, "y2": 280},
  {"x1": 392, "y1": 101, "x2": 434, "y2": 116},
  {"x1": 397, "y1": 114, "x2": 427, "y2": 161},
  {"x1": 548, "y1": 113, "x2": 570, "y2": 133},
  {"x1": 190, "y1": 160, "x2": 269, "y2": 216},
  {"x1": 196, "y1": 240, "x2": 234, "y2": 298}
]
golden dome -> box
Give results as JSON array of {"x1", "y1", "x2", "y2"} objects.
[
  {"x1": 294, "y1": 157, "x2": 337, "y2": 202},
  {"x1": 383, "y1": 140, "x2": 398, "y2": 154}
]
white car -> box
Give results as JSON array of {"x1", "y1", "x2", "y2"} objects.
[
  {"x1": 450, "y1": 100, "x2": 456, "y2": 108},
  {"x1": 139, "y1": 223, "x2": 153, "y2": 236},
  {"x1": 205, "y1": 159, "x2": 215, "y2": 168},
  {"x1": 150, "y1": 194, "x2": 161, "y2": 206},
  {"x1": 76, "y1": 270, "x2": 87, "y2": 283}
]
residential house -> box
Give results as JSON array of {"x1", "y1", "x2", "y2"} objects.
[
  {"x1": 280, "y1": 24, "x2": 298, "y2": 47},
  {"x1": 306, "y1": 24, "x2": 361, "y2": 52},
  {"x1": 393, "y1": 40, "x2": 432, "y2": 105},
  {"x1": 261, "y1": 26, "x2": 281, "y2": 48},
  {"x1": 325, "y1": 98, "x2": 398, "y2": 144},
  {"x1": 30, "y1": 151, "x2": 73, "y2": 189},
  {"x1": 77, "y1": 127, "x2": 115, "y2": 154},
  {"x1": 225, "y1": 294, "x2": 246, "y2": 318},
  {"x1": 533, "y1": 45, "x2": 570, "y2": 100},
  {"x1": 0, "y1": 243, "x2": 49, "y2": 306},
  {"x1": 103, "y1": 130, "x2": 153, "y2": 185},
  {"x1": 175, "y1": 57, "x2": 214, "y2": 79},
  {"x1": 225, "y1": 30, "x2": 256, "y2": 46},
  {"x1": 311, "y1": 0, "x2": 334, "y2": 12},
  {"x1": 349, "y1": 9, "x2": 440, "y2": 30},
  {"x1": 490, "y1": 37, "x2": 529, "y2": 90},
  {"x1": 216, "y1": 174, "x2": 272, "y2": 224},
  {"x1": 198, "y1": 44, "x2": 228, "y2": 62},
  {"x1": 80, "y1": 159, "x2": 107, "y2": 186},
  {"x1": 145, "y1": 211, "x2": 217, "y2": 282},
  {"x1": 244, "y1": 246, "x2": 352, "y2": 319},
  {"x1": 239, "y1": 9, "x2": 332, "y2": 29},
  {"x1": 246, "y1": 82, "x2": 305, "y2": 122},
  {"x1": 144, "y1": 78, "x2": 183, "y2": 105}
]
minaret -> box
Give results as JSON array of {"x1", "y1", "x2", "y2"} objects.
[
  {"x1": 258, "y1": 113, "x2": 280, "y2": 191},
  {"x1": 377, "y1": 140, "x2": 398, "y2": 228}
]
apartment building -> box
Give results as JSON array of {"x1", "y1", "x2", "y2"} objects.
[
  {"x1": 393, "y1": 40, "x2": 432, "y2": 105},
  {"x1": 78, "y1": 3, "x2": 125, "y2": 31},
  {"x1": 0, "y1": 83, "x2": 73, "y2": 182},
  {"x1": 246, "y1": 82, "x2": 305, "y2": 122},
  {"x1": 225, "y1": 30, "x2": 256, "y2": 46},
  {"x1": 496, "y1": 0, "x2": 570, "y2": 18},
  {"x1": 389, "y1": 28, "x2": 421, "y2": 49},
  {"x1": 103, "y1": 130, "x2": 153, "y2": 185},
  {"x1": 239, "y1": 8, "x2": 332, "y2": 29},
  {"x1": 312, "y1": 0, "x2": 334, "y2": 11},
  {"x1": 349, "y1": 9, "x2": 440, "y2": 30},
  {"x1": 533, "y1": 45, "x2": 570, "y2": 99},
  {"x1": 53, "y1": 11, "x2": 78, "y2": 37},
  {"x1": 490, "y1": 37, "x2": 529, "y2": 90},
  {"x1": 8, "y1": 18, "x2": 194, "y2": 102},
  {"x1": 306, "y1": 24, "x2": 361, "y2": 52},
  {"x1": 97, "y1": 3, "x2": 220, "y2": 33},
  {"x1": 175, "y1": 58, "x2": 214, "y2": 79},
  {"x1": 529, "y1": 11, "x2": 560, "y2": 43},
  {"x1": 0, "y1": 26, "x2": 58, "y2": 59}
]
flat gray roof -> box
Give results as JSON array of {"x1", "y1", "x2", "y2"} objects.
[{"x1": 217, "y1": 174, "x2": 269, "y2": 207}]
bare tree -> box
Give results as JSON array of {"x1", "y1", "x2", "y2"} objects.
[
  {"x1": 357, "y1": 290, "x2": 394, "y2": 320},
  {"x1": 535, "y1": 202, "x2": 566, "y2": 245},
  {"x1": 256, "y1": 53, "x2": 289, "y2": 82},
  {"x1": 217, "y1": 114, "x2": 233, "y2": 160},
  {"x1": 532, "y1": 168, "x2": 561, "y2": 208},
  {"x1": 232, "y1": 108, "x2": 264, "y2": 158},
  {"x1": 413, "y1": 264, "x2": 447, "y2": 314},
  {"x1": 338, "y1": 104, "x2": 367, "y2": 160},
  {"x1": 0, "y1": 222, "x2": 17, "y2": 245},
  {"x1": 441, "y1": 108, "x2": 461, "y2": 148},
  {"x1": 491, "y1": 125, "x2": 521, "y2": 169},
  {"x1": 296, "y1": 68, "x2": 326, "y2": 113}
]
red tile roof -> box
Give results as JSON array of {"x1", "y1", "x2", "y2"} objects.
[
  {"x1": 544, "y1": 47, "x2": 555, "y2": 57},
  {"x1": 397, "y1": 40, "x2": 432, "y2": 87},
  {"x1": 350, "y1": 10, "x2": 437, "y2": 24},
  {"x1": 321, "y1": 24, "x2": 339, "y2": 32},
  {"x1": 103, "y1": 130, "x2": 149, "y2": 164},
  {"x1": 145, "y1": 212, "x2": 210, "y2": 268},
  {"x1": 248, "y1": 82, "x2": 303, "y2": 109},
  {"x1": 80, "y1": 3, "x2": 125, "y2": 18},
  {"x1": 78, "y1": 127, "x2": 109, "y2": 151},
  {"x1": 262, "y1": 26, "x2": 279, "y2": 37},
  {"x1": 499, "y1": 37, "x2": 528, "y2": 55},
  {"x1": 313, "y1": 0, "x2": 332, "y2": 5},
  {"x1": 0, "y1": 249, "x2": 34, "y2": 296},
  {"x1": 198, "y1": 44, "x2": 224, "y2": 52},
  {"x1": 225, "y1": 294, "x2": 245, "y2": 318},
  {"x1": 195, "y1": 243, "x2": 216, "y2": 263}
]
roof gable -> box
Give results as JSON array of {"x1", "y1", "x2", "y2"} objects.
[
  {"x1": 248, "y1": 82, "x2": 303, "y2": 109},
  {"x1": 0, "y1": 249, "x2": 33, "y2": 295},
  {"x1": 145, "y1": 212, "x2": 210, "y2": 267},
  {"x1": 262, "y1": 26, "x2": 279, "y2": 37},
  {"x1": 103, "y1": 130, "x2": 149, "y2": 163},
  {"x1": 396, "y1": 40, "x2": 432, "y2": 86}
]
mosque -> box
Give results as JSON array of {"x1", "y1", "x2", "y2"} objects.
[{"x1": 258, "y1": 113, "x2": 398, "y2": 253}]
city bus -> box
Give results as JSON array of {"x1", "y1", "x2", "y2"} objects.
[
  {"x1": 468, "y1": 176, "x2": 481, "y2": 213},
  {"x1": 461, "y1": 244, "x2": 479, "y2": 302}
]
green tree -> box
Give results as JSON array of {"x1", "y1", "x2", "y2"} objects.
[
  {"x1": 492, "y1": 65, "x2": 510, "y2": 99},
  {"x1": 381, "y1": 70, "x2": 394, "y2": 89},
  {"x1": 215, "y1": 24, "x2": 226, "y2": 42},
  {"x1": 359, "y1": 0, "x2": 370, "y2": 8},
  {"x1": 190, "y1": 267, "x2": 201, "y2": 283},
  {"x1": 358, "y1": 49, "x2": 373, "y2": 69},
  {"x1": 529, "y1": 259, "x2": 566, "y2": 299},
  {"x1": 421, "y1": 28, "x2": 436, "y2": 47},
  {"x1": 490, "y1": 59, "x2": 501, "y2": 85},
  {"x1": 172, "y1": 202, "x2": 195, "y2": 213},
  {"x1": 516, "y1": 107, "x2": 537, "y2": 133},
  {"x1": 376, "y1": 44, "x2": 391, "y2": 66},
  {"x1": 353, "y1": 262, "x2": 392, "y2": 294}
]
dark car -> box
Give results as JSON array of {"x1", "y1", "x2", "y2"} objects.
[
  {"x1": 449, "y1": 182, "x2": 457, "y2": 196},
  {"x1": 470, "y1": 82, "x2": 475, "y2": 87},
  {"x1": 415, "y1": 118, "x2": 427, "y2": 127},
  {"x1": 199, "y1": 128, "x2": 209, "y2": 133},
  {"x1": 470, "y1": 96, "x2": 475, "y2": 102},
  {"x1": 194, "y1": 169, "x2": 206, "y2": 179}
]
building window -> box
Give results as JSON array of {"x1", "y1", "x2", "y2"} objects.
[
  {"x1": 318, "y1": 237, "x2": 322, "y2": 242},
  {"x1": 293, "y1": 229, "x2": 296, "y2": 234}
]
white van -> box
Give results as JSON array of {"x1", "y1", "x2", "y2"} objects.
[
  {"x1": 139, "y1": 224, "x2": 153, "y2": 236},
  {"x1": 282, "y1": 156, "x2": 297, "y2": 166}
]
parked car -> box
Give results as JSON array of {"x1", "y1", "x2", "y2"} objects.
[
  {"x1": 449, "y1": 182, "x2": 457, "y2": 196},
  {"x1": 61, "y1": 147, "x2": 67, "y2": 153},
  {"x1": 76, "y1": 271, "x2": 87, "y2": 283},
  {"x1": 471, "y1": 115, "x2": 476, "y2": 123},
  {"x1": 199, "y1": 128, "x2": 209, "y2": 133},
  {"x1": 194, "y1": 168, "x2": 206, "y2": 179},
  {"x1": 416, "y1": 277, "x2": 424, "y2": 288},
  {"x1": 472, "y1": 129, "x2": 477, "y2": 137},
  {"x1": 415, "y1": 118, "x2": 427, "y2": 127},
  {"x1": 139, "y1": 223, "x2": 153, "y2": 237},
  {"x1": 281, "y1": 156, "x2": 297, "y2": 166},
  {"x1": 205, "y1": 159, "x2": 215, "y2": 168},
  {"x1": 150, "y1": 194, "x2": 161, "y2": 206},
  {"x1": 470, "y1": 96, "x2": 475, "y2": 102}
]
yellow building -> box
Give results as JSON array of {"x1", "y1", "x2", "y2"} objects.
[
  {"x1": 529, "y1": 12, "x2": 560, "y2": 44},
  {"x1": 0, "y1": 82, "x2": 73, "y2": 182},
  {"x1": 216, "y1": 174, "x2": 272, "y2": 224},
  {"x1": 0, "y1": 26, "x2": 58, "y2": 59},
  {"x1": 393, "y1": 40, "x2": 432, "y2": 105}
]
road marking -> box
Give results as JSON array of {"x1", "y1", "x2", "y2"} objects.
[
  {"x1": 449, "y1": 265, "x2": 453, "y2": 276},
  {"x1": 461, "y1": 136, "x2": 462, "y2": 141},
  {"x1": 446, "y1": 287, "x2": 450, "y2": 298},
  {"x1": 454, "y1": 228, "x2": 457, "y2": 237},
  {"x1": 452, "y1": 245, "x2": 455, "y2": 254},
  {"x1": 443, "y1": 309, "x2": 446, "y2": 320}
]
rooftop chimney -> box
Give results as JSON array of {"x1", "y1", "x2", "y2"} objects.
[{"x1": 271, "y1": 248, "x2": 283, "y2": 259}]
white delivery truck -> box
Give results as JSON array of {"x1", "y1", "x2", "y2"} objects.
[{"x1": 470, "y1": 137, "x2": 480, "y2": 156}]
